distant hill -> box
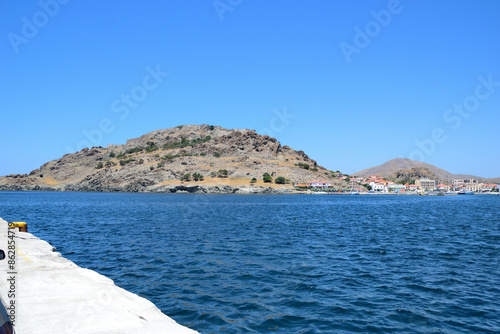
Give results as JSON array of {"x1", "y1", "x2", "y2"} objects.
[
  {"x1": 355, "y1": 158, "x2": 500, "y2": 183},
  {"x1": 0, "y1": 124, "x2": 344, "y2": 194}
]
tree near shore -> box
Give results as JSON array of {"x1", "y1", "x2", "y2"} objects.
[
  {"x1": 275, "y1": 176, "x2": 286, "y2": 184},
  {"x1": 263, "y1": 172, "x2": 273, "y2": 183},
  {"x1": 192, "y1": 173, "x2": 204, "y2": 181}
]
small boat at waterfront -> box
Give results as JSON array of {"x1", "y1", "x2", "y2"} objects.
[{"x1": 458, "y1": 190, "x2": 474, "y2": 195}]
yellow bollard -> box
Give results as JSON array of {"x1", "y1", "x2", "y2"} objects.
[{"x1": 9, "y1": 222, "x2": 28, "y2": 232}]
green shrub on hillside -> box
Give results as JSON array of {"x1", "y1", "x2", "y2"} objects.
[
  {"x1": 162, "y1": 136, "x2": 211, "y2": 150},
  {"x1": 145, "y1": 141, "x2": 158, "y2": 152},
  {"x1": 119, "y1": 159, "x2": 135, "y2": 166},
  {"x1": 216, "y1": 169, "x2": 228, "y2": 178},
  {"x1": 162, "y1": 154, "x2": 179, "y2": 160},
  {"x1": 263, "y1": 172, "x2": 273, "y2": 183},
  {"x1": 275, "y1": 176, "x2": 286, "y2": 184},
  {"x1": 193, "y1": 173, "x2": 204, "y2": 181},
  {"x1": 295, "y1": 162, "x2": 309, "y2": 170},
  {"x1": 126, "y1": 146, "x2": 144, "y2": 154}
]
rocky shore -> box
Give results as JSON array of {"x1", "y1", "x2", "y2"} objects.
[{"x1": 0, "y1": 182, "x2": 293, "y2": 194}]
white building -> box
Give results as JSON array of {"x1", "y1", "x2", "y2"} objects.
[
  {"x1": 465, "y1": 183, "x2": 483, "y2": 192},
  {"x1": 306, "y1": 181, "x2": 331, "y2": 188},
  {"x1": 369, "y1": 182, "x2": 387, "y2": 193}
]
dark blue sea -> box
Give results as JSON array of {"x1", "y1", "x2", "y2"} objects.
[{"x1": 1, "y1": 192, "x2": 499, "y2": 333}]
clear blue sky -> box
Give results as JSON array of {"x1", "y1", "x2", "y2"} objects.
[{"x1": 1, "y1": 0, "x2": 499, "y2": 177}]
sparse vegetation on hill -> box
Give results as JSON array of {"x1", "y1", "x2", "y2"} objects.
[
  {"x1": 0, "y1": 124, "x2": 343, "y2": 193},
  {"x1": 162, "y1": 136, "x2": 211, "y2": 150},
  {"x1": 296, "y1": 162, "x2": 309, "y2": 170},
  {"x1": 126, "y1": 146, "x2": 144, "y2": 154},
  {"x1": 145, "y1": 142, "x2": 159, "y2": 152}
]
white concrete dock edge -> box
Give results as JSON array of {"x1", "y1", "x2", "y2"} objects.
[{"x1": 0, "y1": 218, "x2": 198, "y2": 334}]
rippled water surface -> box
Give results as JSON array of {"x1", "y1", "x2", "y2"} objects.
[{"x1": 1, "y1": 192, "x2": 500, "y2": 333}]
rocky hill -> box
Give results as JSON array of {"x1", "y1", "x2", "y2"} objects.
[
  {"x1": 355, "y1": 158, "x2": 499, "y2": 183},
  {"x1": 390, "y1": 167, "x2": 437, "y2": 184},
  {"x1": 0, "y1": 125, "x2": 343, "y2": 193}
]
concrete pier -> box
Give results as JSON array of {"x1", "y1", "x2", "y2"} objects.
[{"x1": 0, "y1": 218, "x2": 198, "y2": 334}]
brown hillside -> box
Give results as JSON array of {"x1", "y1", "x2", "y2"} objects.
[{"x1": 0, "y1": 125, "x2": 344, "y2": 193}]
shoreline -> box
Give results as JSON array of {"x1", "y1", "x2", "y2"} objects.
[
  {"x1": 0, "y1": 184, "x2": 294, "y2": 194},
  {"x1": 0, "y1": 218, "x2": 198, "y2": 334},
  {"x1": 0, "y1": 188, "x2": 497, "y2": 196}
]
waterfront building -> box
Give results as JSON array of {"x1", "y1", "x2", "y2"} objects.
[
  {"x1": 482, "y1": 184, "x2": 498, "y2": 192},
  {"x1": 465, "y1": 183, "x2": 483, "y2": 192},
  {"x1": 415, "y1": 178, "x2": 436, "y2": 191},
  {"x1": 388, "y1": 184, "x2": 406, "y2": 192},
  {"x1": 406, "y1": 184, "x2": 418, "y2": 191},
  {"x1": 306, "y1": 181, "x2": 331, "y2": 188},
  {"x1": 369, "y1": 181, "x2": 387, "y2": 193}
]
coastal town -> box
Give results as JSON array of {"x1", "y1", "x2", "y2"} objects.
[{"x1": 295, "y1": 175, "x2": 499, "y2": 195}]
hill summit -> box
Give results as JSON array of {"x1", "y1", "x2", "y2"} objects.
[
  {"x1": 0, "y1": 125, "x2": 342, "y2": 193},
  {"x1": 355, "y1": 158, "x2": 496, "y2": 182}
]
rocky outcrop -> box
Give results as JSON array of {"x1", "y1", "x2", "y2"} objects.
[
  {"x1": 391, "y1": 167, "x2": 437, "y2": 184},
  {"x1": 0, "y1": 124, "x2": 342, "y2": 194}
]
